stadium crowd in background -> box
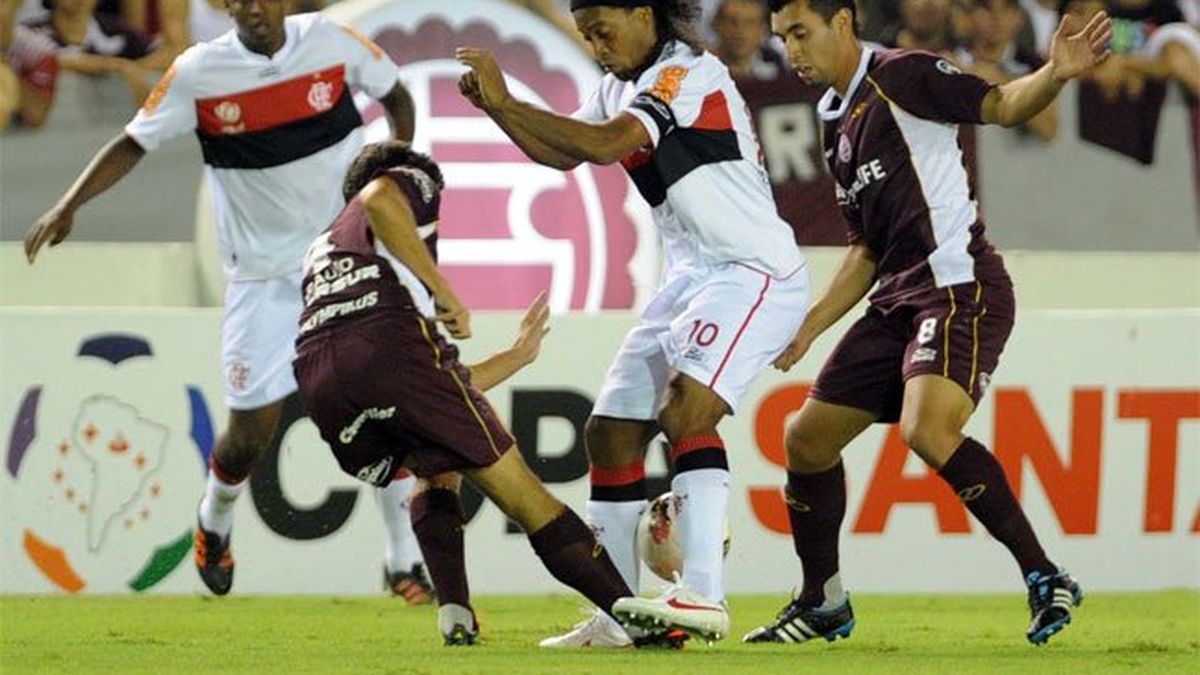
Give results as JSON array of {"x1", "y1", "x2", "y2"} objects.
[{"x1": 2, "y1": 0, "x2": 1197, "y2": 149}]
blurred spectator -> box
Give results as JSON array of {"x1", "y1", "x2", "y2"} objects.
[
  {"x1": 859, "y1": 0, "x2": 904, "y2": 44},
  {"x1": 508, "y1": 0, "x2": 587, "y2": 45},
  {"x1": 141, "y1": 0, "x2": 233, "y2": 69},
  {"x1": 94, "y1": 0, "x2": 151, "y2": 34},
  {"x1": 958, "y1": 0, "x2": 1058, "y2": 141},
  {"x1": 2, "y1": 0, "x2": 58, "y2": 128},
  {"x1": 709, "y1": 0, "x2": 846, "y2": 245},
  {"x1": 710, "y1": 0, "x2": 780, "y2": 78},
  {"x1": 1064, "y1": 0, "x2": 1199, "y2": 166},
  {"x1": 1019, "y1": 0, "x2": 1060, "y2": 54},
  {"x1": 896, "y1": 0, "x2": 959, "y2": 55},
  {"x1": 24, "y1": 0, "x2": 154, "y2": 104}
]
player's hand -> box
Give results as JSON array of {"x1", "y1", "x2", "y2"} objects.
[
  {"x1": 458, "y1": 70, "x2": 486, "y2": 110},
  {"x1": 24, "y1": 206, "x2": 74, "y2": 264},
  {"x1": 1048, "y1": 10, "x2": 1113, "y2": 83},
  {"x1": 511, "y1": 291, "x2": 551, "y2": 367},
  {"x1": 435, "y1": 291, "x2": 472, "y2": 340},
  {"x1": 454, "y1": 48, "x2": 511, "y2": 112},
  {"x1": 772, "y1": 329, "x2": 814, "y2": 373}
]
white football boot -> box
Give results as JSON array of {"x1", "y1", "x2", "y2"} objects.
[
  {"x1": 613, "y1": 576, "x2": 730, "y2": 643},
  {"x1": 538, "y1": 609, "x2": 633, "y2": 649}
]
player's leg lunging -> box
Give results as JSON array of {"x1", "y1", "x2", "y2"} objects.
[
  {"x1": 195, "y1": 401, "x2": 283, "y2": 596},
  {"x1": 409, "y1": 472, "x2": 471, "y2": 643},
  {"x1": 376, "y1": 469, "x2": 435, "y2": 604},
  {"x1": 467, "y1": 446, "x2": 633, "y2": 642},
  {"x1": 743, "y1": 399, "x2": 873, "y2": 644},
  {"x1": 901, "y1": 375, "x2": 1083, "y2": 645},
  {"x1": 613, "y1": 374, "x2": 732, "y2": 642}
]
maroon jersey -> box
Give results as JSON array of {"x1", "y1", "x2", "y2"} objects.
[
  {"x1": 819, "y1": 48, "x2": 1010, "y2": 310},
  {"x1": 297, "y1": 167, "x2": 441, "y2": 341}
]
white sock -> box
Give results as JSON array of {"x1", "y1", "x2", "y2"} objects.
[
  {"x1": 672, "y1": 468, "x2": 731, "y2": 603},
  {"x1": 816, "y1": 573, "x2": 847, "y2": 610},
  {"x1": 198, "y1": 468, "x2": 246, "y2": 539},
  {"x1": 376, "y1": 474, "x2": 422, "y2": 574},
  {"x1": 586, "y1": 499, "x2": 646, "y2": 593}
]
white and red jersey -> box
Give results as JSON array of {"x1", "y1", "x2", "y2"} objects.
[
  {"x1": 125, "y1": 12, "x2": 400, "y2": 280},
  {"x1": 574, "y1": 41, "x2": 804, "y2": 279}
]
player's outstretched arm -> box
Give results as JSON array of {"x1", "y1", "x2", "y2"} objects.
[
  {"x1": 981, "y1": 11, "x2": 1112, "y2": 128},
  {"x1": 774, "y1": 244, "x2": 877, "y2": 372},
  {"x1": 24, "y1": 133, "x2": 147, "y2": 263},
  {"x1": 360, "y1": 176, "x2": 471, "y2": 339},
  {"x1": 468, "y1": 291, "x2": 551, "y2": 391},
  {"x1": 456, "y1": 48, "x2": 650, "y2": 167},
  {"x1": 378, "y1": 82, "x2": 416, "y2": 143}
]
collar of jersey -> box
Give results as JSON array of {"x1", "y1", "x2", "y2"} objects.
[
  {"x1": 231, "y1": 18, "x2": 296, "y2": 64},
  {"x1": 816, "y1": 45, "x2": 873, "y2": 122}
]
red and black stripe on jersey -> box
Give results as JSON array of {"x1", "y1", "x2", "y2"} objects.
[
  {"x1": 621, "y1": 90, "x2": 741, "y2": 207},
  {"x1": 195, "y1": 65, "x2": 363, "y2": 169}
]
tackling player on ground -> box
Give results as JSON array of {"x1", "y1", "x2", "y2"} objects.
[
  {"x1": 741, "y1": 0, "x2": 1112, "y2": 646},
  {"x1": 293, "y1": 140, "x2": 634, "y2": 646},
  {"x1": 459, "y1": 0, "x2": 811, "y2": 645},
  {"x1": 22, "y1": 0, "x2": 435, "y2": 601}
]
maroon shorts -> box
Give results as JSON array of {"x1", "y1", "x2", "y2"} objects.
[
  {"x1": 811, "y1": 279, "x2": 1015, "y2": 423},
  {"x1": 293, "y1": 316, "x2": 514, "y2": 485}
]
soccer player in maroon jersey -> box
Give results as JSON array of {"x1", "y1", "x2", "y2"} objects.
[
  {"x1": 744, "y1": 0, "x2": 1112, "y2": 646},
  {"x1": 292, "y1": 141, "x2": 634, "y2": 645}
]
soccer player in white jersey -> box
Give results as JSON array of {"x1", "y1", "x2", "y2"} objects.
[
  {"x1": 458, "y1": 0, "x2": 811, "y2": 645},
  {"x1": 23, "y1": 0, "x2": 432, "y2": 599}
]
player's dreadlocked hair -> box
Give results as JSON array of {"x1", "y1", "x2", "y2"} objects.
[
  {"x1": 342, "y1": 141, "x2": 445, "y2": 203},
  {"x1": 652, "y1": 0, "x2": 705, "y2": 54}
]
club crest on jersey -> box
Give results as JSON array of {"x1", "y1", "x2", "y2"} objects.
[
  {"x1": 936, "y1": 59, "x2": 963, "y2": 76},
  {"x1": 214, "y1": 101, "x2": 241, "y2": 125},
  {"x1": 307, "y1": 81, "x2": 336, "y2": 112},
  {"x1": 837, "y1": 135, "x2": 853, "y2": 163}
]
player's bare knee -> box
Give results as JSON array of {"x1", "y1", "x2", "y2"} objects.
[
  {"x1": 657, "y1": 377, "x2": 724, "y2": 443},
  {"x1": 214, "y1": 428, "x2": 272, "y2": 477},
  {"x1": 584, "y1": 416, "x2": 643, "y2": 467},
  {"x1": 785, "y1": 420, "x2": 841, "y2": 472},
  {"x1": 900, "y1": 419, "x2": 959, "y2": 467}
]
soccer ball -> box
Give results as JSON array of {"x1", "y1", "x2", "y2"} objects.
[{"x1": 636, "y1": 491, "x2": 731, "y2": 582}]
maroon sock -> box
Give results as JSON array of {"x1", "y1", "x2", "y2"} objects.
[
  {"x1": 411, "y1": 488, "x2": 470, "y2": 609},
  {"x1": 787, "y1": 461, "x2": 847, "y2": 606},
  {"x1": 529, "y1": 508, "x2": 632, "y2": 617},
  {"x1": 938, "y1": 437, "x2": 1056, "y2": 579}
]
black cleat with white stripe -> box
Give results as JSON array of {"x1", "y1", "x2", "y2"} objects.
[
  {"x1": 742, "y1": 594, "x2": 855, "y2": 644},
  {"x1": 1026, "y1": 568, "x2": 1083, "y2": 645}
]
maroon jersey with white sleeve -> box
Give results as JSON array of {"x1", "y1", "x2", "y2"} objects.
[{"x1": 819, "y1": 48, "x2": 1010, "y2": 310}]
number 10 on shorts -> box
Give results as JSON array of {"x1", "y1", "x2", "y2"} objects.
[{"x1": 688, "y1": 320, "x2": 720, "y2": 347}]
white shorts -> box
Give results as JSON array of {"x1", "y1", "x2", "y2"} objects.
[
  {"x1": 594, "y1": 262, "x2": 810, "y2": 418},
  {"x1": 221, "y1": 272, "x2": 303, "y2": 410}
]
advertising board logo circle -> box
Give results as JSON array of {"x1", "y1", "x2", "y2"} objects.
[
  {"x1": 6, "y1": 334, "x2": 214, "y2": 593},
  {"x1": 340, "y1": 0, "x2": 641, "y2": 312}
]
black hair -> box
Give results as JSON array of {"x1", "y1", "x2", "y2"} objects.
[
  {"x1": 342, "y1": 141, "x2": 444, "y2": 203},
  {"x1": 715, "y1": 0, "x2": 771, "y2": 21},
  {"x1": 768, "y1": 0, "x2": 858, "y2": 28},
  {"x1": 651, "y1": 0, "x2": 706, "y2": 53}
]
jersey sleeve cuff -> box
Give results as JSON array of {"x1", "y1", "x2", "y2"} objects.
[
  {"x1": 122, "y1": 124, "x2": 156, "y2": 153},
  {"x1": 626, "y1": 92, "x2": 676, "y2": 148}
]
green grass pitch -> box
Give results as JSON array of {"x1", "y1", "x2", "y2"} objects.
[{"x1": 2, "y1": 592, "x2": 1197, "y2": 673}]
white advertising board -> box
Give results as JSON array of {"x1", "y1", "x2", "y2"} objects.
[{"x1": 1, "y1": 308, "x2": 1196, "y2": 595}]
